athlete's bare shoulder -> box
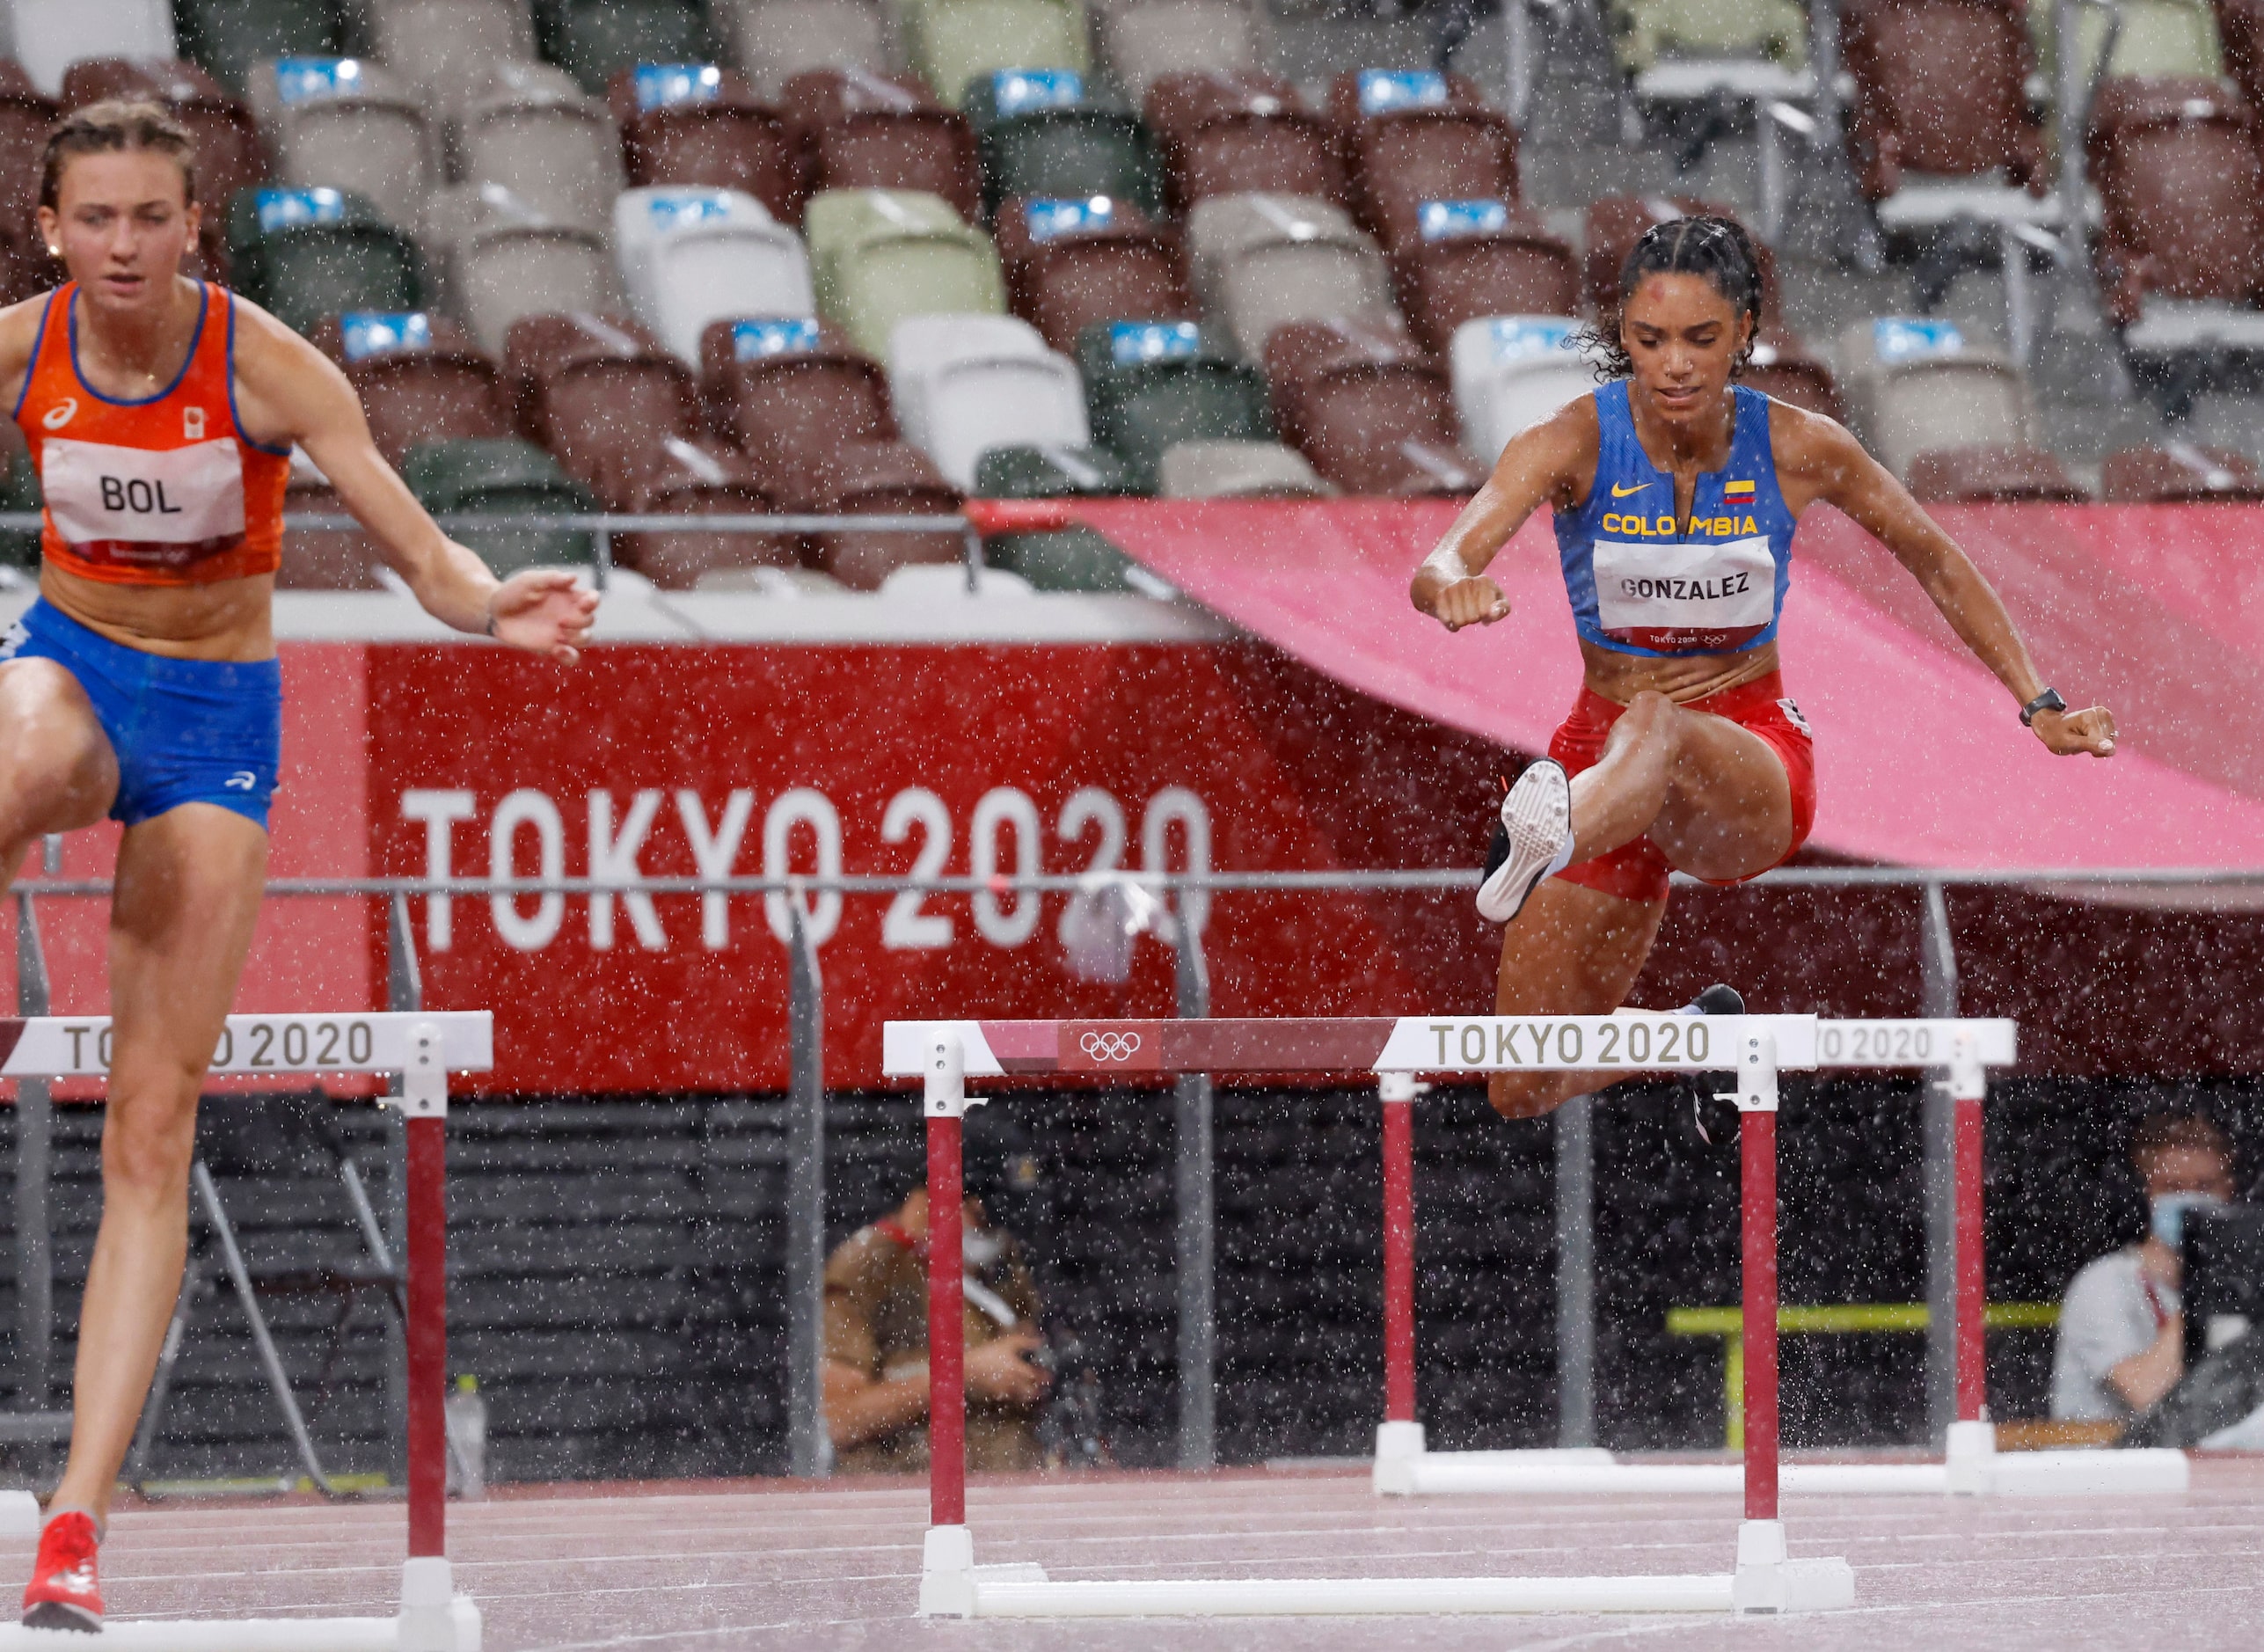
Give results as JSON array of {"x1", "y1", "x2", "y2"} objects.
[
  {"x1": 225, "y1": 289, "x2": 359, "y2": 449},
  {"x1": 1763, "y1": 394, "x2": 1867, "y2": 479},
  {"x1": 1492, "y1": 384, "x2": 1602, "y2": 509}
]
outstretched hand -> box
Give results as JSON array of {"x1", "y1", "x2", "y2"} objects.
[
  {"x1": 488, "y1": 568, "x2": 599, "y2": 663},
  {"x1": 2031, "y1": 703, "x2": 2117, "y2": 757},
  {"x1": 1421, "y1": 574, "x2": 1513, "y2": 632}
]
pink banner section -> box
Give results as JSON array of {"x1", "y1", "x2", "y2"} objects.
[{"x1": 1077, "y1": 501, "x2": 2264, "y2": 870}]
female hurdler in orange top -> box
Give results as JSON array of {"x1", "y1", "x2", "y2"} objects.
[{"x1": 0, "y1": 101, "x2": 596, "y2": 1631}]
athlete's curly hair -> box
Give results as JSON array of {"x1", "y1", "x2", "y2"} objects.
[
  {"x1": 1578, "y1": 214, "x2": 1765, "y2": 382},
  {"x1": 40, "y1": 99, "x2": 197, "y2": 216}
]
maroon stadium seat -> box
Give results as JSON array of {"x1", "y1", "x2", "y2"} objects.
[
  {"x1": 1741, "y1": 334, "x2": 1845, "y2": 422},
  {"x1": 1389, "y1": 199, "x2": 1578, "y2": 355},
  {"x1": 2221, "y1": 0, "x2": 2264, "y2": 118},
  {"x1": 1326, "y1": 71, "x2": 1520, "y2": 253},
  {"x1": 310, "y1": 314, "x2": 511, "y2": 466},
  {"x1": 2100, "y1": 442, "x2": 2264, "y2": 501},
  {"x1": 767, "y1": 437, "x2": 964, "y2": 590},
  {"x1": 697, "y1": 316, "x2": 898, "y2": 480},
  {"x1": 1263, "y1": 315, "x2": 1481, "y2": 496},
  {"x1": 2085, "y1": 77, "x2": 2264, "y2": 325},
  {"x1": 1143, "y1": 70, "x2": 1348, "y2": 215},
  {"x1": 281, "y1": 467, "x2": 385, "y2": 591},
  {"x1": 610, "y1": 434, "x2": 801, "y2": 588},
  {"x1": 1840, "y1": 0, "x2": 2045, "y2": 203},
  {"x1": 0, "y1": 62, "x2": 55, "y2": 253},
  {"x1": 503, "y1": 312, "x2": 706, "y2": 507},
  {"x1": 1906, "y1": 443, "x2": 2088, "y2": 501},
  {"x1": 783, "y1": 69, "x2": 981, "y2": 223},
  {"x1": 992, "y1": 195, "x2": 1194, "y2": 352},
  {"x1": 610, "y1": 67, "x2": 806, "y2": 225}
]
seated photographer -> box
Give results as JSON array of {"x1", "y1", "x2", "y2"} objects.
[
  {"x1": 821, "y1": 1115, "x2": 1054, "y2": 1473},
  {"x1": 2051, "y1": 1108, "x2": 2235, "y2": 1422}
]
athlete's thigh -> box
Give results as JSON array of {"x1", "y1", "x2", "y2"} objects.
[
  {"x1": 1494, "y1": 877, "x2": 1668, "y2": 1015},
  {"x1": 106, "y1": 803, "x2": 268, "y2": 1089},
  {"x1": 0, "y1": 657, "x2": 118, "y2": 839},
  {"x1": 1647, "y1": 708, "x2": 1793, "y2": 881}
]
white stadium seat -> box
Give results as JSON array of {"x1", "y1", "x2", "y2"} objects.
[
  {"x1": 456, "y1": 62, "x2": 624, "y2": 237},
  {"x1": 1186, "y1": 192, "x2": 1396, "y2": 360},
  {"x1": 251, "y1": 57, "x2": 438, "y2": 237},
  {"x1": 1450, "y1": 316, "x2": 1596, "y2": 465},
  {"x1": 0, "y1": 0, "x2": 173, "y2": 94},
  {"x1": 887, "y1": 314, "x2": 1090, "y2": 489},
  {"x1": 613, "y1": 186, "x2": 816, "y2": 364}
]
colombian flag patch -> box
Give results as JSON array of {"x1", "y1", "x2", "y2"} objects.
[{"x1": 1723, "y1": 479, "x2": 1757, "y2": 501}]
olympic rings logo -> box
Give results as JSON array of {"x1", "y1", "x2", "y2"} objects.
[{"x1": 1079, "y1": 1030, "x2": 1143, "y2": 1063}]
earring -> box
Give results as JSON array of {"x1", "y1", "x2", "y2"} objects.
[{"x1": 44, "y1": 245, "x2": 57, "y2": 258}]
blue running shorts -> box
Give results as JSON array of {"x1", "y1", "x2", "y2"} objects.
[{"x1": 0, "y1": 598, "x2": 281, "y2": 830}]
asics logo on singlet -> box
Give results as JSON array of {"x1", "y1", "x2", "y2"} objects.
[
  {"x1": 41, "y1": 397, "x2": 76, "y2": 429},
  {"x1": 225, "y1": 771, "x2": 257, "y2": 790},
  {"x1": 1079, "y1": 1030, "x2": 1143, "y2": 1063},
  {"x1": 1609, "y1": 482, "x2": 1651, "y2": 497},
  {"x1": 1601, "y1": 512, "x2": 1761, "y2": 537}
]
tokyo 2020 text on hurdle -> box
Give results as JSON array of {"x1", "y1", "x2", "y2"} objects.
[{"x1": 0, "y1": 1012, "x2": 492, "y2": 1652}]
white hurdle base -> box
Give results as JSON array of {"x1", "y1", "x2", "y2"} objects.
[
  {"x1": 918, "y1": 1521, "x2": 1853, "y2": 1619},
  {"x1": 1374, "y1": 1422, "x2": 2189, "y2": 1498},
  {"x1": 0, "y1": 1558, "x2": 479, "y2": 1651}
]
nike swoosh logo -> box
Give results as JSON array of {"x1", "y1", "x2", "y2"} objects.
[{"x1": 1610, "y1": 482, "x2": 1652, "y2": 498}]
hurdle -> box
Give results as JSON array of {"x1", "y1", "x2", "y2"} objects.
[
  {"x1": 1362, "y1": 1018, "x2": 2187, "y2": 1501},
  {"x1": 0, "y1": 1011, "x2": 491, "y2": 1652},
  {"x1": 887, "y1": 1012, "x2": 1857, "y2": 1618}
]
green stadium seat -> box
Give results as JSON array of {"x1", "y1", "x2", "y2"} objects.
[
  {"x1": 985, "y1": 525, "x2": 1148, "y2": 590},
  {"x1": 547, "y1": 0, "x2": 713, "y2": 96},
  {"x1": 1606, "y1": 0, "x2": 1807, "y2": 77},
  {"x1": 973, "y1": 443, "x2": 1139, "y2": 497},
  {"x1": 2031, "y1": 0, "x2": 2220, "y2": 85},
  {"x1": 977, "y1": 103, "x2": 1162, "y2": 221},
  {"x1": 176, "y1": 0, "x2": 345, "y2": 97},
  {"x1": 226, "y1": 187, "x2": 427, "y2": 336},
  {"x1": 804, "y1": 188, "x2": 1007, "y2": 359},
  {"x1": 400, "y1": 439, "x2": 596, "y2": 574},
  {"x1": 906, "y1": 0, "x2": 1090, "y2": 107},
  {"x1": 0, "y1": 447, "x2": 40, "y2": 571},
  {"x1": 1074, "y1": 319, "x2": 1272, "y2": 491}
]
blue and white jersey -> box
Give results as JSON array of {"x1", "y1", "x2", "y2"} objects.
[{"x1": 1553, "y1": 381, "x2": 1796, "y2": 656}]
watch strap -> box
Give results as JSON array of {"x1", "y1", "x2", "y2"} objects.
[{"x1": 2021, "y1": 688, "x2": 2067, "y2": 727}]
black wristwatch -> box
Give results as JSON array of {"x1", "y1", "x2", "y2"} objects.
[{"x1": 2020, "y1": 688, "x2": 2067, "y2": 727}]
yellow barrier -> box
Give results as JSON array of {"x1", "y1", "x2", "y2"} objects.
[{"x1": 1666, "y1": 1303, "x2": 2062, "y2": 1449}]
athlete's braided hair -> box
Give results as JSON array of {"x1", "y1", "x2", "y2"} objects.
[
  {"x1": 1581, "y1": 214, "x2": 1765, "y2": 382},
  {"x1": 39, "y1": 100, "x2": 198, "y2": 216}
]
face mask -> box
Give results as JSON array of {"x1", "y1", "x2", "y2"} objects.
[
  {"x1": 2151, "y1": 1193, "x2": 2227, "y2": 1249},
  {"x1": 962, "y1": 1229, "x2": 1004, "y2": 1270}
]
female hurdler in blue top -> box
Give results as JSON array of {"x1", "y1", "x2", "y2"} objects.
[{"x1": 1408, "y1": 216, "x2": 2119, "y2": 1123}]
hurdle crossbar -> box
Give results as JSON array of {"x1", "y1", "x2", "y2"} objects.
[
  {"x1": 887, "y1": 1012, "x2": 1855, "y2": 1619},
  {"x1": 0, "y1": 1012, "x2": 491, "y2": 1652}
]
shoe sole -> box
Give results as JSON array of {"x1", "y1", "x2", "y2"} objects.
[
  {"x1": 22, "y1": 1598, "x2": 100, "y2": 1633},
  {"x1": 1477, "y1": 759, "x2": 1574, "y2": 925}
]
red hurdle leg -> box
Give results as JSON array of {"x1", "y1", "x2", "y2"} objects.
[
  {"x1": 405, "y1": 1113, "x2": 449, "y2": 1560},
  {"x1": 1381, "y1": 1078, "x2": 1416, "y2": 1423},
  {"x1": 1954, "y1": 1093, "x2": 1986, "y2": 1422},
  {"x1": 928, "y1": 1111, "x2": 966, "y2": 1528},
  {"x1": 1741, "y1": 1107, "x2": 1778, "y2": 1523}
]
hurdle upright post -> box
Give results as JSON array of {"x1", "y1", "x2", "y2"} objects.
[
  {"x1": 1944, "y1": 1029, "x2": 1996, "y2": 1490},
  {"x1": 918, "y1": 1030, "x2": 977, "y2": 1617},
  {"x1": 1379, "y1": 1072, "x2": 1419, "y2": 1427},
  {"x1": 398, "y1": 1022, "x2": 456, "y2": 1647}
]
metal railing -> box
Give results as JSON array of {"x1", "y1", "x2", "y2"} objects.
[{"x1": 6, "y1": 861, "x2": 2261, "y2": 1479}]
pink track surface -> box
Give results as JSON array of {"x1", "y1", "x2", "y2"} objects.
[{"x1": 43, "y1": 1458, "x2": 2264, "y2": 1648}]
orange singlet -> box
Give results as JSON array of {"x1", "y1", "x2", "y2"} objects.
[{"x1": 11, "y1": 280, "x2": 288, "y2": 585}]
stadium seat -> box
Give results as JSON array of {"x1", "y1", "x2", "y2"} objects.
[
  {"x1": 904, "y1": 0, "x2": 1091, "y2": 108},
  {"x1": 1, "y1": 0, "x2": 172, "y2": 95},
  {"x1": 1143, "y1": 69, "x2": 1347, "y2": 215},
  {"x1": 1740, "y1": 336, "x2": 1844, "y2": 420},
  {"x1": 887, "y1": 313, "x2": 1090, "y2": 489},
  {"x1": 784, "y1": 69, "x2": 982, "y2": 223},
  {"x1": 719, "y1": 0, "x2": 887, "y2": 99},
  {"x1": 2086, "y1": 77, "x2": 2264, "y2": 331},
  {"x1": 226, "y1": 187, "x2": 427, "y2": 336},
  {"x1": 992, "y1": 195, "x2": 1193, "y2": 352},
  {"x1": 2099, "y1": 441, "x2": 2264, "y2": 500},
  {"x1": 1837, "y1": 317, "x2": 2082, "y2": 496},
  {"x1": 1391, "y1": 199, "x2": 1580, "y2": 355},
  {"x1": 308, "y1": 311, "x2": 511, "y2": 465},
  {"x1": 1841, "y1": 0, "x2": 2052, "y2": 230},
  {"x1": 457, "y1": 61, "x2": 625, "y2": 235},
  {"x1": 973, "y1": 442, "x2": 1136, "y2": 495},
  {"x1": 611, "y1": 64, "x2": 802, "y2": 223},
  {"x1": 401, "y1": 437, "x2": 597, "y2": 573},
  {"x1": 1263, "y1": 315, "x2": 1481, "y2": 496},
  {"x1": 971, "y1": 76, "x2": 1164, "y2": 220},
  {"x1": 770, "y1": 436, "x2": 964, "y2": 588},
  {"x1": 1075, "y1": 318, "x2": 1275, "y2": 489},
  {"x1": 548, "y1": 0, "x2": 712, "y2": 96},
  {"x1": 1327, "y1": 70, "x2": 1520, "y2": 254},
  {"x1": 985, "y1": 523, "x2": 1148, "y2": 587},
  {"x1": 280, "y1": 449, "x2": 385, "y2": 590},
  {"x1": 430, "y1": 184, "x2": 624, "y2": 351},
  {"x1": 60, "y1": 59, "x2": 267, "y2": 262},
  {"x1": 698, "y1": 315, "x2": 900, "y2": 477},
  {"x1": 504, "y1": 311, "x2": 705, "y2": 501},
  {"x1": 1608, "y1": 0, "x2": 1811, "y2": 165},
  {"x1": 1097, "y1": 0, "x2": 1256, "y2": 96},
  {"x1": 610, "y1": 433, "x2": 798, "y2": 587},
  {"x1": 251, "y1": 59, "x2": 438, "y2": 238},
  {"x1": 2031, "y1": 0, "x2": 2221, "y2": 87},
  {"x1": 1186, "y1": 193, "x2": 1396, "y2": 359},
  {"x1": 177, "y1": 0, "x2": 341, "y2": 98},
  {"x1": 1450, "y1": 315, "x2": 1596, "y2": 464},
  {"x1": 804, "y1": 186, "x2": 1006, "y2": 358},
  {"x1": 368, "y1": 0, "x2": 537, "y2": 142},
  {"x1": 0, "y1": 62, "x2": 55, "y2": 252},
  {"x1": 613, "y1": 186, "x2": 816, "y2": 363},
  {"x1": 2223, "y1": 0, "x2": 2264, "y2": 116},
  {"x1": 0, "y1": 232, "x2": 49, "y2": 304},
  {"x1": 1157, "y1": 438, "x2": 1333, "y2": 497}
]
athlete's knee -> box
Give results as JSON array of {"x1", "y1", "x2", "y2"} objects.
[
  {"x1": 1488, "y1": 1071, "x2": 1572, "y2": 1121},
  {"x1": 0, "y1": 666, "x2": 113, "y2": 831},
  {"x1": 99, "y1": 1090, "x2": 199, "y2": 1199}
]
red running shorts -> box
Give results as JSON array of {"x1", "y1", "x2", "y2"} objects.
[{"x1": 1547, "y1": 669, "x2": 1816, "y2": 905}]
